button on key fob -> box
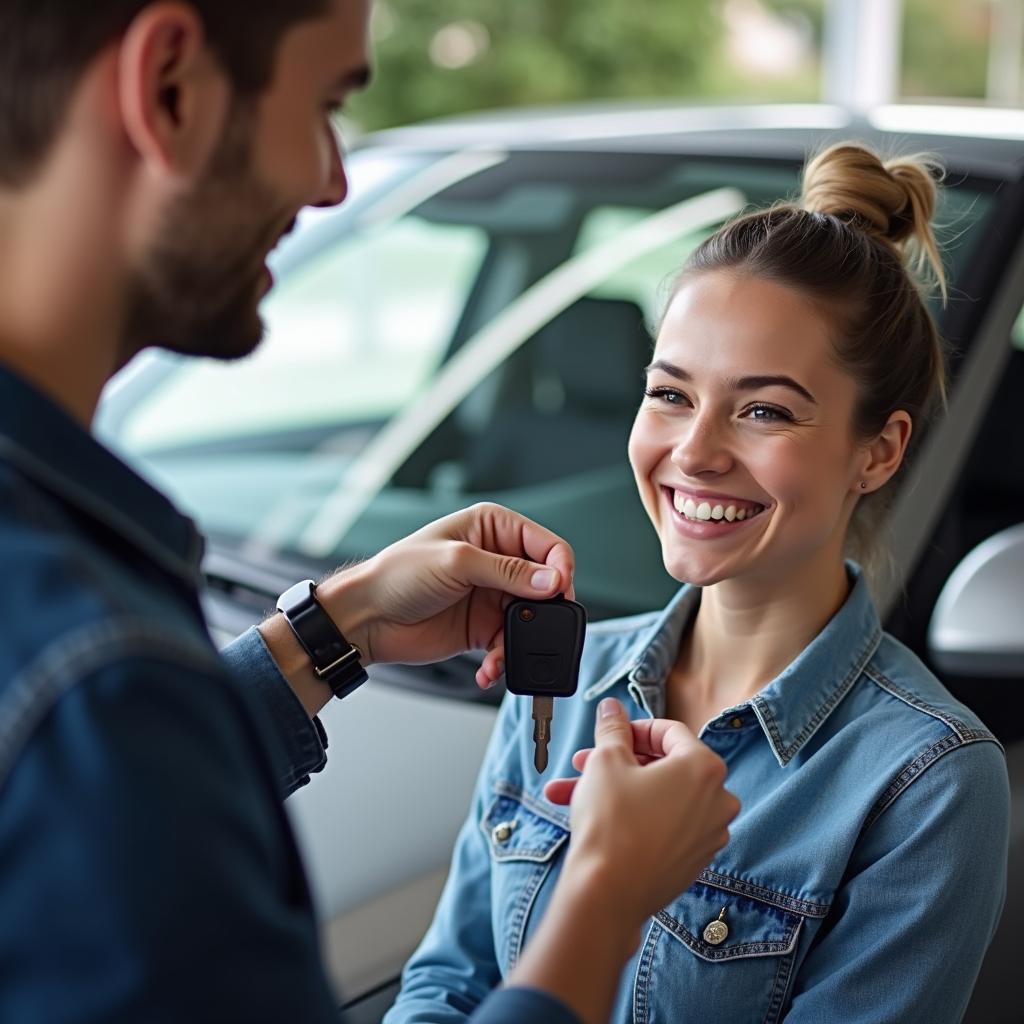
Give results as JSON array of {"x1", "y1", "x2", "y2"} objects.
[{"x1": 504, "y1": 594, "x2": 586, "y2": 773}]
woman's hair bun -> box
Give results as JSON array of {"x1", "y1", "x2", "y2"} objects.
[{"x1": 801, "y1": 142, "x2": 946, "y2": 299}]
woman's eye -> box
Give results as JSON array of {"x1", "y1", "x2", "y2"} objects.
[
  {"x1": 643, "y1": 386, "x2": 688, "y2": 406},
  {"x1": 744, "y1": 403, "x2": 792, "y2": 423}
]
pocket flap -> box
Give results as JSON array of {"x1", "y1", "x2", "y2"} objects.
[
  {"x1": 657, "y1": 879, "x2": 821, "y2": 962},
  {"x1": 482, "y1": 783, "x2": 569, "y2": 863}
]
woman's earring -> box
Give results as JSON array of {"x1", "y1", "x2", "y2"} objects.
[{"x1": 860, "y1": 481, "x2": 868, "y2": 491}]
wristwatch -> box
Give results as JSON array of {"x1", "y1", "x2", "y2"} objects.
[{"x1": 276, "y1": 579, "x2": 368, "y2": 700}]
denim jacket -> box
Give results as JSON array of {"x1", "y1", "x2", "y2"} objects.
[
  {"x1": 0, "y1": 365, "x2": 577, "y2": 1024},
  {"x1": 389, "y1": 569, "x2": 1010, "y2": 1024}
]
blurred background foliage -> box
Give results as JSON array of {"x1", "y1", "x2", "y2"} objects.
[{"x1": 348, "y1": 0, "x2": 1022, "y2": 132}]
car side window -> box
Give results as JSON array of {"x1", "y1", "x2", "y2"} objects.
[{"x1": 340, "y1": 213, "x2": 722, "y2": 616}]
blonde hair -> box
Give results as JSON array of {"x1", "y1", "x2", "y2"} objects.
[
  {"x1": 675, "y1": 141, "x2": 949, "y2": 578},
  {"x1": 802, "y1": 142, "x2": 948, "y2": 308}
]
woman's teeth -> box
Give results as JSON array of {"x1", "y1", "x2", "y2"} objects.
[{"x1": 672, "y1": 492, "x2": 762, "y2": 522}]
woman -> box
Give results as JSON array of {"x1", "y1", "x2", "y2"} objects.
[{"x1": 385, "y1": 143, "x2": 1010, "y2": 1024}]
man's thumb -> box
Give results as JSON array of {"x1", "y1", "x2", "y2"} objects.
[
  {"x1": 486, "y1": 553, "x2": 560, "y2": 597},
  {"x1": 593, "y1": 698, "x2": 631, "y2": 749}
]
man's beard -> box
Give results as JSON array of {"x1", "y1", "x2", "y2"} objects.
[{"x1": 121, "y1": 103, "x2": 294, "y2": 364}]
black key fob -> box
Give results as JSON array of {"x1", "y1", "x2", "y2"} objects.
[{"x1": 504, "y1": 594, "x2": 586, "y2": 697}]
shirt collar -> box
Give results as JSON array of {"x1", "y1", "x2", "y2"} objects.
[
  {"x1": 0, "y1": 363, "x2": 204, "y2": 587},
  {"x1": 583, "y1": 565, "x2": 883, "y2": 767}
]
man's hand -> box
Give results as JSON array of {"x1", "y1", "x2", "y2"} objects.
[
  {"x1": 505, "y1": 698, "x2": 739, "y2": 1024},
  {"x1": 261, "y1": 503, "x2": 574, "y2": 713},
  {"x1": 543, "y1": 714, "x2": 701, "y2": 801},
  {"x1": 333, "y1": 502, "x2": 574, "y2": 670},
  {"x1": 552, "y1": 698, "x2": 739, "y2": 941}
]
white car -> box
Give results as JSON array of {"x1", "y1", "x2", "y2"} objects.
[{"x1": 98, "y1": 102, "x2": 1024, "y2": 1022}]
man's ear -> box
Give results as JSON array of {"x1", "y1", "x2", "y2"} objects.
[
  {"x1": 855, "y1": 410, "x2": 913, "y2": 495},
  {"x1": 117, "y1": 2, "x2": 230, "y2": 180}
]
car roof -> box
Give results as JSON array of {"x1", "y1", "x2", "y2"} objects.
[{"x1": 360, "y1": 103, "x2": 1024, "y2": 181}]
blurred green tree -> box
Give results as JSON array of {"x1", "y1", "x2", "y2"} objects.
[
  {"x1": 344, "y1": 0, "x2": 1009, "y2": 133},
  {"x1": 901, "y1": 0, "x2": 990, "y2": 100},
  {"x1": 348, "y1": 0, "x2": 719, "y2": 130}
]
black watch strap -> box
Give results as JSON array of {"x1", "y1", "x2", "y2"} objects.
[{"x1": 276, "y1": 579, "x2": 368, "y2": 700}]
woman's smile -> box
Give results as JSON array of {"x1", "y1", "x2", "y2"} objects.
[{"x1": 661, "y1": 485, "x2": 768, "y2": 538}]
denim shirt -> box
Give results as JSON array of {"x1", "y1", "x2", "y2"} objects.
[
  {"x1": 389, "y1": 569, "x2": 1011, "y2": 1024},
  {"x1": 0, "y1": 365, "x2": 577, "y2": 1024}
]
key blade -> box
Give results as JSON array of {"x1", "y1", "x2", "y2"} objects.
[{"x1": 532, "y1": 696, "x2": 553, "y2": 774}]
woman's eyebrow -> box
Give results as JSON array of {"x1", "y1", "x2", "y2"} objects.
[
  {"x1": 734, "y1": 375, "x2": 817, "y2": 404},
  {"x1": 643, "y1": 361, "x2": 817, "y2": 404}
]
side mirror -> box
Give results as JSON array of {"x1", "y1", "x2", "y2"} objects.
[{"x1": 928, "y1": 523, "x2": 1024, "y2": 678}]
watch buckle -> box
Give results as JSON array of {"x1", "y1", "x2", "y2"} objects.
[{"x1": 314, "y1": 644, "x2": 363, "y2": 679}]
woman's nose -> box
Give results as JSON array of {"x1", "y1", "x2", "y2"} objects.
[{"x1": 670, "y1": 416, "x2": 734, "y2": 477}]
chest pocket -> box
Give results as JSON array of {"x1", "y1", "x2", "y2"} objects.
[
  {"x1": 482, "y1": 782, "x2": 569, "y2": 970},
  {"x1": 635, "y1": 876, "x2": 829, "y2": 1024}
]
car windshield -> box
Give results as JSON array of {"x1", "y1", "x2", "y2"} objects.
[{"x1": 98, "y1": 145, "x2": 998, "y2": 618}]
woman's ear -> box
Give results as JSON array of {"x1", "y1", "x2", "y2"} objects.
[
  {"x1": 117, "y1": 2, "x2": 230, "y2": 181},
  {"x1": 855, "y1": 410, "x2": 913, "y2": 495}
]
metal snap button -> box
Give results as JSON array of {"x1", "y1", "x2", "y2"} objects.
[
  {"x1": 730, "y1": 716, "x2": 744, "y2": 729},
  {"x1": 703, "y1": 907, "x2": 729, "y2": 945},
  {"x1": 492, "y1": 820, "x2": 516, "y2": 844}
]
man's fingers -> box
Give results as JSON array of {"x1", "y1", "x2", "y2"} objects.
[
  {"x1": 451, "y1": 504, "x2": 576, "y2": 597},
  {"x1": 571, "y1": 748, "x2": 590, "y2": 772},
  {"x1": 629, "y1": 717, "x2": 699, "y2": 760},
  {"x1": 542, "y1": 777, "x2": 578, "y2": 804},
  {"x1": 571, "y1": 715, "x2": 701, "y2": 768},
  {"x1": 476, "y1": 503, "x2": 576, "y2": 596},
  {"x1": 592, "y1": 698, "x2": 635, "y2": 755},
  {"x1": 572, "y1": 746, "x2": 655, "y2": 771},
  {"x1": 460, "y1": 545, "x2": 564, "y2": 600},
  {"x1": 475, "y1": 650, "x2": 505, "y2": 689}
]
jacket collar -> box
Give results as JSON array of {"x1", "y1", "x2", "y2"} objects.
[
  {"x1": 0, "y1": 363, "x2": 204, "y2": 587},
  {"x1": 584, "y1": 565, "x2": 883, "y2": 767}
]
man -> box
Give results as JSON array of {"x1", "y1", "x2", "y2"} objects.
[{"x1": 0, "y1": 2, "x2": 738, "y2": 1022}]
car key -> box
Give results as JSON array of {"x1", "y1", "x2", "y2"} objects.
[{"x1": 504, "y1": 594, "x2": 586, "y2": 772}]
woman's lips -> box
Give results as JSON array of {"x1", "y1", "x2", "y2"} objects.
[{"x1": 661, "y1": 486, "x2": 766, "y2": 537}]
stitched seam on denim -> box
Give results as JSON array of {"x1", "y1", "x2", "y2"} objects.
[
  {"x1": 761, "y1": 918, "x2": 802, "y2": 1024},
  {"x1": 654, "y1": 910, "x2": 799, "y2": 961},
  {"x1": 632, "y1": 920, "x2": 660, "y2": 1024},
  {"x1": 494, "y1": 779, "x2": 571, "y2": 830},
  {"x1": 504, "y1": 877, "x2": 528, "y2": 972},
  {"x1": 754, "y1": 625, "x2": 882, "y2": 766},
  {"x1": 698, "y1": 869, "x2": 830, "y2": 917},
  {"x1": 762, "y1": 943, "x2": 788, "y2": 1024},
  {"x1": 507, "y1": 859, "x2": 556, "y2": 970},
  {"x1": 628, "y1": 679, "x2": 657, "y2": 718},
  {"x1": 864, "y1": 665, "x2": 995, "y2": 745},
  {"x1": 0, "y1": 618, "x2": 220, "y2": 789},
  {"x1": 0, "y1": 437, "x2": 202, "y2": 586},
  {"x1": 482, "y1": 799, "x2": 568, "y2": 863},
  {"x1": 779, "y1": 914, "x2": 808, "y2": 1019},
  {"x1": 861, "y1": 733, "x2": 1002, "y2": 832},
  {"x1": 583, "y1": 604, "x2": 690, "y2": 697},
  {"x1": 491, "y1": 839, "x2": 568, "y2": 864},
  {"x1": 583, "y1": 658, "x2": 635, "y2": 699}
]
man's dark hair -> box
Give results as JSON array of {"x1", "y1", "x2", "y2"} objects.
[{"x1": 0, "y1": 0, "x2": 329, "y2": 187}]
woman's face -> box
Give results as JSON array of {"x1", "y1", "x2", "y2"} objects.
[{"x1": 628, "y1": 270, "x2": 867, "y2": 588}]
